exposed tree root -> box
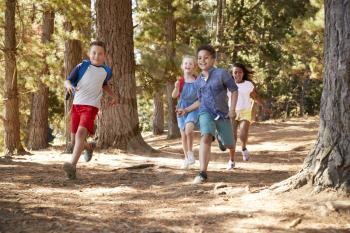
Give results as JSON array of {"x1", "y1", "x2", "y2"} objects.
[
  {"x1": 126, "y1": 135, "x2": 157, "y2": 153},
  {"x1": 269, "y1": 170, "x2": 311, "y2": 193},
  {"x1": 112, "y1": 164, "x2": 155, "y2": 171}
]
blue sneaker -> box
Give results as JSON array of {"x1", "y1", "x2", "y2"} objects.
[
  {"x1": 84, "y1": 141, "x2": 96, "y2": 162},
  {"x1": 216, "y1": 133, "x2": 226, "y2": 151}
]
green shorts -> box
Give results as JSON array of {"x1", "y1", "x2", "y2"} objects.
[{"x1": 199, "y1": 112, "x2": 234, "y2": 146}]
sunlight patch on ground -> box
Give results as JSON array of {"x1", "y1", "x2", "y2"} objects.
[
  {"x1": 78, "y1": 186, "x2": 138, "y2": 197},
  {"x1": 0, "y1": 164, "x2": 20, "y2": 168},
  {"x1": 247, "y1": 141, "x2": 312, "y2": 152}
]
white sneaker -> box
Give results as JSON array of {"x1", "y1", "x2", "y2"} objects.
[
  {"x1": 187, "y1": 151, "x2": 195, "y2": 165},
  {"x1": 181, "y1": 159, "x2": 189, "y2": 169},
  {"x1": 242, "y1": 149, "x2": 249, "y2": 161},
  {"x1": 226, "y1": 160, "x2": 235, "y2": 170}
]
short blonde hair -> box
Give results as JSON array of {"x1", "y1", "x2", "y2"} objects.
[{"x1": 182, "y1": 55, "x2": 196, "y2": 64}]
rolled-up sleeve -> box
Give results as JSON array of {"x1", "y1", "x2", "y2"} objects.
[{"x1": 222, "y1": 70, "x2": 238, "y2": 92}]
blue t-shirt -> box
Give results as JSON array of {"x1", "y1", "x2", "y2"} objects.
[{"x1": 194, "y1": 67, "x2": 238, "y2": 118}]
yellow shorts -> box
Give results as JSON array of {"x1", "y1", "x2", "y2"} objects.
[{"x1": 236, "y1": 109, "x2": 252, "y2": 122}]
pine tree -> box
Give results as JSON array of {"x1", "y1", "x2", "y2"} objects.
[
  {"x1": 271, "y1": 0, "x2": 350, "y2": 194},
  {"x1": 95, "y1": 0, "x2": 153, "y2": 151},
  {"x1": 3, "y1": 0, "x2": 25, "y2": 156},
  {"x1": 27, "y1": 8, "x2": 54, "y2": 150}
]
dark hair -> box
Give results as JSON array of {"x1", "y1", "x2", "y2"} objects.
[
  {"x1": 196, "y1": 44, "x2": 216, "y2": 58},
  {"x1": 232, "y1": 63, "x2": 253, "y2": 81},
  {"x1": 90, "y1": 40, "x2": 106, "y2": 52}
]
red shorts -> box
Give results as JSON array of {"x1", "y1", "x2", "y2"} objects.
[{"x1": 71, "y1": 105, "x2": 99, "y2": 135}]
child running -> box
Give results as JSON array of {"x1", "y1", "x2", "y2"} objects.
[
  {"x1": 178, "y1": 45, "x2": 238, "y2": 184},
  {"x1": 223, "y1": 63, "x2": 271, "y2": 161},
  {"x1": 172, "y1": 55, "x2": 199, "y2": 169},
  {"x1": 63, "y1": 41, "x2": 118, "y2": 179}
]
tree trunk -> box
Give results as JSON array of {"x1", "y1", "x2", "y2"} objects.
[
  {"x1": 27, "y1": 9, "x2": 54, "y2": 150},
  {"x1": 271, "y1": 1, "x2": 350, "y2": 194},
  {"x1": 231, "y1": 0, "x2": 244, "y2": 63},
  {"x1": 96, "y1": 0, "x2": 153, "y2": 152},
  {"x1": 299, "y1": 76, "x2": 310, "y2": 117},
  {"x1": 62, "y1": 0, "x2": 90, "y2": 152},
  {"x1": 3, "y1": 0, "x2": 24, "y2": 156},
  {"x1": 165, "y1": 0, "x2": 180, "y2": 139},
  {"x1": 216, "y1": 0, "x2": 225, "y2": 60},
  {"x1": 152, "y1": 92, "x2": 164, "y2": 135},
  {"x1": 63, "y1": 39, "x2": 83, "y2": 152}
]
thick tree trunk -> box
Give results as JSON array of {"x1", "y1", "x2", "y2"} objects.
[
  {"x1": 152, "y1": 92, "x2": 164, "y2": 135},
  {"x1": 271, "y1": 1, "x2": 350, "y2": 194},
  {"x1": 96, "y1": 0, "x2": 153, "y2": 152},
  {"x1": 165, "y1": 0, "x2": 180, "y2": 139},
  {"x1": 27, "y1": 83, "x2": 49, "y2": 150},
  {"x1": 63, "y1": 39, "x2": 82, "y2": 152},
  {"x1": 27, "y1": 10, "x2": 54, "y2": 150},
  {"x1": 3, "y1": 0, "x2": 24, "y2": 156}
]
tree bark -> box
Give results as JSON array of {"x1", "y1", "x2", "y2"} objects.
[
  {"x1": 165, "y1": 0, "x2": 180, "y2": 139},
  {"x1": 3, "y1": 0, "x2": 24, "y2": 156},
  {"x1": 271, "y1": 1, "x2": 350, "y2": 194},
  {"x1": 231, "y1": 0, "x2": 244, "y2": 63},
  {"x1": 61, "y1": 0, "x2": 90, "y2": 152},
  {"x1": 27, "y1": 9, "x2": 54, "y2": 150},
  {"x1": 299, "y1": 75, "x2": 310, "y2": 117},
  {"x1": 152, "y1": 92, "x2": 164, "y2": 135},
  {"x1": 96, "y1": 0, "x2": 153, "y2": 152},
  {"x1": 216, "y1": 0, "x2": 226, "y2": 60},
  {"x1": 63, "y1": 39, "x2": 83, "y2": 152}
]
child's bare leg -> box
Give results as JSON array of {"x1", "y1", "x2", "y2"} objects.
[
  {"x1": 70, "y1": 133, "x2": 76, "y2": 145},
  {"x1": 199, "y1": 134, "x2": 212, "y2": 172},
  {"x1": 229, "y1": 120, "x2": 239, "y2": 161},
  {"x1": 70, "y1": 126, "x2": 89, "y2": 166},
  {"x1": 185, "y1": 122, "x2": 195, "y2": 152},
  {"x1": 180, "y1": 129, "x2": 188, "y2": 158},
  {"x1": 239, "y1": 120, "x2": 250, "y2": 150}
]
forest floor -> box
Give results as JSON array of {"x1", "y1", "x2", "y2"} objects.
[{"x1": 1, "y1": 117, "x2": 350, "y2": 233}]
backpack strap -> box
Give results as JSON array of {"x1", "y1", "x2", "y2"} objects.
[
  {"x1": 72, "y1": 60, "x2": 91, "y2": 87},
  {"x1": 178, "y1": 77, "x2": 185, "y2": 98},
  {"x1": 178, "y1": 75, "x2": 198, "y2": 97},
  {"x1": 101, "y1": 64, "x2": 113, "y2": 84}
]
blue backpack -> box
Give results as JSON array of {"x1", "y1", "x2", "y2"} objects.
[{"x1": 70, "y1": 60, "x2": 112, "y2": 87}]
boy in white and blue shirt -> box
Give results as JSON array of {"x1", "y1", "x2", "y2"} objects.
[{"x1": 63, "y1": 41, "x2": 118, "y2": 179}]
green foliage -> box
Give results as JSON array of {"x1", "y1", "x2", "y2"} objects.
[
  {"x1": 0, "y1": 0, "x2": 92, "y2": 151},
  {"x1": 133, "y1": 0, "x2": 324, "y2": 130},
  {"x1": 214, "y1": 0, "x2": 324, "y2": 118},
  {"x1": 137, "y1": 94, "x2": 154, "y2": 132},
  {"x1": 0, "y1": 0, "x2": 325, "y2": 144},
  {"x1": 135, "y1": 0, "x2": 207, "y2": 95}
]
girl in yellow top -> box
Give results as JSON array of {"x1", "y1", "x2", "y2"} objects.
[{"x1": 227, "y1": 63, "x2": 270, "y2": 162}]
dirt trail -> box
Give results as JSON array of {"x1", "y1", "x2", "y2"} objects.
[{"x1": 1, "y1": 117, "x2": 349, "y2": 233}]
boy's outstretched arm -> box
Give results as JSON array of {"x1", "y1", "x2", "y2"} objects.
[
  {"x1": 64, "y1": 80, "x2": 75, "y2": 96},
  {"x1": 102, "y1": 85, "x2": 119, "y2": 106},
  {"x1": 228, "y1": 90, "x2": 238, "y2": 119}
]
